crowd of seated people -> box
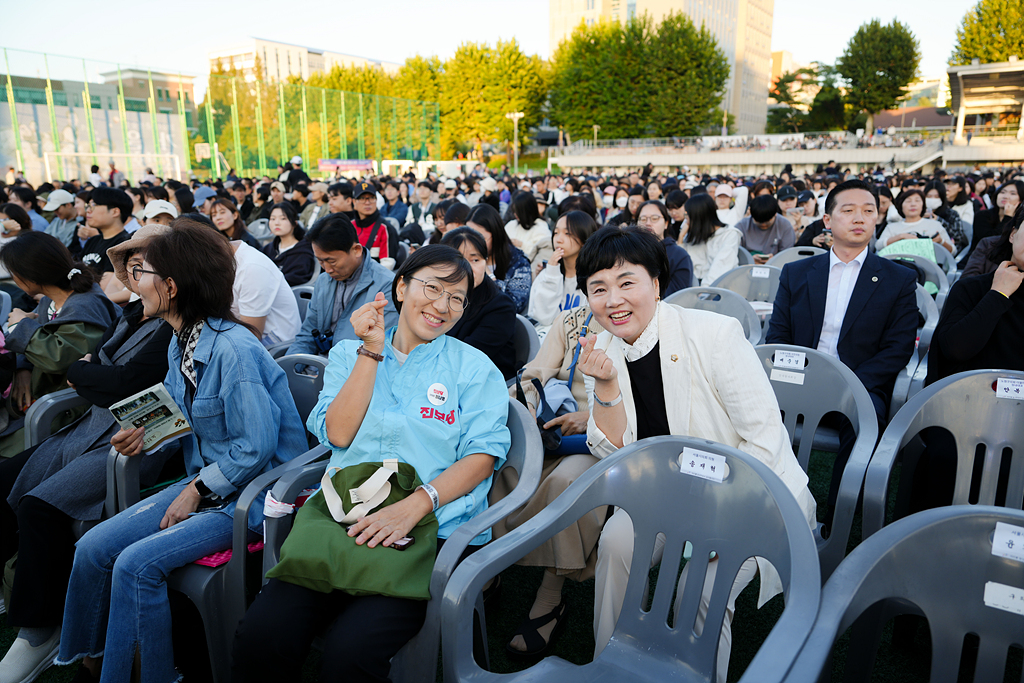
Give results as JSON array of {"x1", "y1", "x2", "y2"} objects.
[{"x1": 0, "y1": 159, "x2": 1020, "y2": 682}]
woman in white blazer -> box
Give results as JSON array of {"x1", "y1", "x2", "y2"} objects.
[{"x1": 574, "y1": 226, "x2": 817, "y2": 683}]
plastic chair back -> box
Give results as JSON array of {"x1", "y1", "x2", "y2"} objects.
[
  {"x1": 864, "y1": 369, "x2": 1024, "y2": 539},
  {"x1": 765, "y1": 246, "x2": 826, "y2": 268},
  {"x1": 292, "y1": 285, "x2": 314, "y2": 323},
  {"x1": 304, "y1": 258, "x2": 321, "y2": 286},
  {"x1": 0, "y1": 290, "x2": 11, "y2": 332},
  {"x1": 931, "y1": 241, "x2": 958, "y2": 281},
  {"x1": 737, "y1": 245, "x2": 754, "y2": 266},
  {"x1": 710, "y1": 264, "x2": 783, "y2": 303},
  {"x1": 881, "y1": 253, "x2": 950, "y2": 311},
  {"x1": 263, "y1": 398, "x2": 545, "y2": 683},
  {"x1": 275, "y1": 354, "x2": 327, "y2": 426},
  {"x1": 513, "y1": 314, "x2": 541, "y2": 370},
  {"x1": 442, "y1": 436, "x2": 820, "y2": 683},
  {"x1": 786, "y1": 506, "x2": 1024, "y2": 683},
  {"x1": 755, "y1": 345, "x2": 879, "y2": 580},
  {"x1": 888, "y1": 284, "x2": 940, "y2": 421},
  {"x1": 665, "y1": 287, "x2": 762, "y2": 345}
]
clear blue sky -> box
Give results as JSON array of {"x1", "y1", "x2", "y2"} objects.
[{"x1": 2, "y1": 0, "x2": 974, "y2": 97}]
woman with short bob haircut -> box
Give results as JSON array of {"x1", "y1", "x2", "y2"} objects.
[
  {"x1": 233, "y1": 244, "x2": 511, "y2": 682},
  {"x1": 681, "y1": 192, "x2": 741, "y2": 285},
  {"x1": 635, "y1": 200, "x2": 692, "y2": 297},
  {"x1": 573, "y1": 226, "x2": 816, "y2": 683},
  {"x1": 55, "y1": 223, "x2": 307, "y2": 683},
  {"x1": 467, "y1": 203, "x2": 532, "y2": 314}
]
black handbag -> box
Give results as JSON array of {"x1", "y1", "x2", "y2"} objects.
[{"x1": 515, "y1": 369, "x2": 562, "y2": 454}]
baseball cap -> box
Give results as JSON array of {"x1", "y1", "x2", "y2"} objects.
[
  {"x1": 354, "y1": 181, "x2": 376, "y2": 199},
  {"x1": 797, "y1": 190, "x2": 816, "y2": 204},
  {"x1": 290, "y1": 156, "x2": 302, "y2": 165},
  {"x1": 310, "y1": 182, "x2": 329, "y2": 193},
  {"x1": 715, "y1": 185, "x2": 733, "y2": 197},
  {"x1": 533, "y1": 191, "x2": 549, "y2": 205},
  {"x1": 42, "y1": 189, "x2": 75, "y2": 211},
  {"x1": 776, "y1": 185, "x2": 798, "y2": 201},
  {"x1": 142, "y1": 200, "x2": 178, "y2": 221},
  {"x1": 480, "y1": 177, "x2": 497, "y2": 192},
  {"x1": 443, "y1": 179, "x2": 458, "y2": 190},
  {"x1": 270, "y1": 181, "x2": 286, "y2": 193},
  {"x1": 193, "y1": 186, "x2": 217, "y2": 208}
]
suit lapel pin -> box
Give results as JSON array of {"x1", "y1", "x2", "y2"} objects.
[
  {"x1": 872, "y1": 276, "x2": 878, "y2": 282},
  {"x1": 670, "y1": 354, "x2": 678, "y2": 362}
]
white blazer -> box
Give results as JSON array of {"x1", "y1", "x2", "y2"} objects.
[{"x1": 585, "y1": 302, "x2": 816, "y2": 607}]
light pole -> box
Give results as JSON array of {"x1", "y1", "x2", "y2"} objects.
[
  {"x1": 505, "y1": 111, "x2": 524, "y2": 174},
  {"x1": 593, "y1": 124, "x2": 600, "y2": 145}
]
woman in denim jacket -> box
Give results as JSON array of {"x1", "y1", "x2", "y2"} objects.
[{"x1": 56, "y1": 223, "x2": 308, "y2": 683}]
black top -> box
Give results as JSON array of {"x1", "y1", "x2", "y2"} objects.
[
  {"x1": 237, "y1": 230, "x2": 262, "y2": 251},
  {"x1": 796, "y1": 218, "x2": 826, "y2": 247},
  {"x1": 970, "y1": 208, "x2": 1007, "y2": 254},
  {"x1": 80, "y1": 229, "x2": 131, "y2": 275},
  {"x1": 662, "y1": 238, "x2": 693, "y2": 297},
  {"x1": 65, "y1": 300, "x2": 174, "y2": 408},
  {"x1": 447, "y1": 276, "x2": 518, "y2": 380},
  {"x1": 263, "y1": 237, "x2": 316, "y2": 286},
  {"x1": 926, "y1": 272, "x2": 1024, "y2": 385},
  {"x1": 626, "y1": 341, "x2": 670, "y2": 440}
]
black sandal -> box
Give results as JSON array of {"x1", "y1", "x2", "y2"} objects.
[{"x1": 505, "y1": 597, "x2": 568, "y2": 657}]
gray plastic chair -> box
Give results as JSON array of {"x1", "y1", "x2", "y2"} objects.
[
  {"x1": 754, "y1": 345, "x2": 879, "y2": 581},
  {"x1": 785, "y1": 506, "x2": 1024, "y2": 683},
  {"x1": 765, "y1": 246, "x2": 826, "y2": 268},
  {"x1": 710, "y1": 264, "x2": 783, "y2": 303},
  {"x1": 931, "y1": 241, "x2": 958, "y2": 284},
  {"x1": 737, "y1": 245, "x2": 754, "y2": 266},
  {"x1": 292, "y1": 285, "x2": 314, "y2": 322},
  {"x1": 864, "y1": 369, "x2": 1024, "y2": 541},
  {"x1": 0, "y1": 289, "x2": 11, "y2": 332},
  {"x1": 513, "y1": 314, "x2": 541, "y2": 370},
  {"x1": 665, "y1": 287, "x2": 762, "y2": 345},
  {"x1": 23, "y1": 387, "x2": 89, "y2": 449},
  {"x1": 888, "y1": 284, "x2": 940, "y2": 422},
  {"x1": 881, "y1": 252, "x2": 950, "y2": 311},
  {"x1": 304, "y1": 258, "x2": 322, "y2": 286},
  {"x1": 274, "y1": 354, "x2": 327, "y2": 429},
  {"x1": 441, "y1": 436, "x2": 821, "y2": 683},
  {"x1": 265, "y1": 339, "x2": 293, "y2": 359},
  {"x1": 248, "y1": 218, "x2": 272, "y2": 244},
  {"x1": 260, "y1": 398, "x2": 545, "y2": 683}
]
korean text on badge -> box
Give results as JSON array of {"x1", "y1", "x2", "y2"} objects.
[
  {"x1": 983, "y1": 581, "x2": 1024, "y2": 616},
  {"x1": 995, "y1": 377, "x2": 1024, "y2": 401},
  {"x1": 679, "y1": 447, "x2": 726, "y2": 483},
  {"x1": 992, "y1": 522, "x2": 1024, "y2": 563},
  {"x1": 773, "y1": 350, "x2": 806, "y2": 369}
]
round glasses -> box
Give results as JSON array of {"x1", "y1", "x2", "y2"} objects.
[{"x1": 409, "y1": 276, "x2": 468, "y2": 312}]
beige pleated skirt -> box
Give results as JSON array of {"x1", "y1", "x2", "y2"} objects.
[{"x1": 491, "y1": 453, "x2": 607, "y2": 582}]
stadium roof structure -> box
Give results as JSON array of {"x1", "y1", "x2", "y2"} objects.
[{"x1": 947, "y1": 57, "x2": 1024, "y2": 140}]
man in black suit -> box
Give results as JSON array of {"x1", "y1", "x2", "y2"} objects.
[{"x1": 767, "y1": 179, "x2": 918, "y2": 525}]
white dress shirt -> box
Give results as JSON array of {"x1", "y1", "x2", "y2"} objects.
[{"x1": 817, "y1": 247, "x2": 869, "y2": 360}]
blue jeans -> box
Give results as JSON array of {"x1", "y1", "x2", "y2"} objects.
[{"x1": 56, "y1": 481, "x2": 234, "y2": 683}]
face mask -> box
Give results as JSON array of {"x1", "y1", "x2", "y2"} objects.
[
  {"x1": 616, "y1": 196, "x2": 628, "y2": 208},
  {"x1": 925, "y1": 197, "x2": 942, "y2": 210}
]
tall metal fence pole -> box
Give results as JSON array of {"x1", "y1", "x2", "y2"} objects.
[
  {"x1": 339, "y1": 91, "x2": 347, "y2": 160},
  {"x1": 300, "y1": 84, "x2": 310, "y2": 169},
  {"x1": 230, "y1": 77, "x2": 243, "y2": 174},
  {"x1": 176, "y1": 73, "x2": 191, "y2": 177},
  {"x1": 42, "y1": 54, "x2": 63, "y2": 181},
  {"x1": 357, "y1": 93, "x2": 365, "y2": 160},
  {"x1": 320, "y1": 88, "x2": 328, "y2": 169},
  {"x1": 81, "y1": 60, "x2": 98, "y2": 166},
  {"x1": 205, "y1": 91, "x2": 219, "y2": 178},
  {"x1": 146, "y1": 70, "x2": 164, "y2": 177},
  {"x1": 254, "y1": 79, "x2": 267, "y2": 177},
  {"x1": 115, "y1": 66, "x2": 133, "y2": 182},
  {"x1": 373, "y1": 96, "x2": 382, "y2": 168},
  {"x1": 278, "y1": 82, "x2": 288, "y2": 167}
]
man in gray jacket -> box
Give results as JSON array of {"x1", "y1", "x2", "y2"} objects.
[{"x1": 288, "y1": 213, "x2": 398, "y2": 355}]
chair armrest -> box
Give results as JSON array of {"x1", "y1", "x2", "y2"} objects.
[
  {"x1": 267, "y1": 340, "x2": 294, "y2": 359},
  {"x1": 816, "y1": 425, "x2": 877, "y2": 581},
  {"x1": 263, "y1": 461, "x2": 331, "y2": 579},
  {"x1": 24, "y1": 388, "x2": 89, "y2": 448}
]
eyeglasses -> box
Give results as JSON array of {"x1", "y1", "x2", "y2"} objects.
[
  {"x1": 409, "y1": 276, "x2": 467, "y2": 312},
  {"x1": 637, "y1": 215, "x2": 665, "y2": 226},
  {"x1": 131, "y1": 265, "x2": 161, "y2": 281}
]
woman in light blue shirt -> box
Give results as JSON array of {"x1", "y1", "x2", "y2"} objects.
[
  {"x1": 55, "y1": 222, "x2": 308, "y2": 683},
  {"x1": 233, "y1": 244, "x2": 510, "y2": 682}
]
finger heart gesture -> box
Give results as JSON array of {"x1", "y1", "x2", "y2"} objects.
[{"x1": 576, "y1": 335, "x2": 617, "y2": 382}]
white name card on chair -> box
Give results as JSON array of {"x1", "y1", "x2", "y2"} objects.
[
  {"x1": 751, "y1": 267, "x2": 770, "y2": 279},
  {"x1": 770, "y1": 369, "x2": 805, "y2": 385},
  {"x1": 679, "y1": 447, "x2": 726, "y2": 483},
  {"x1": 995, "y1": 378, "x2": 1024, "y2": 400},
  {"x1": 992, "y1": 522, "x2": 1024, "y2": 563},
  {"x1": 983, "y1": 581, "x2": 1024, "y2": 616},
  {"x1": 773, "y1": 350, "x2": 806, "y2": 369}
]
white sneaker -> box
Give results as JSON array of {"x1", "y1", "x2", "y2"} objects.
[{"x1": 0, "y1": 627, "x2": 61, "y2": 683}]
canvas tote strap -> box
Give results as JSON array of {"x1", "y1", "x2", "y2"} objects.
[{"x1": 321, "y1": 459, "x2": 400, "y2": 524}]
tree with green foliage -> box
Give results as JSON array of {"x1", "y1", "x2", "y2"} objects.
[
  {"x1": 441, "y1": 43, "x2": 492, "y2": 160},
  {"x1": 481, "y1": 39, "x2": 549, "y2": 156},
  {"x1": 650, "y1": 12, "x2": 730, "y2": 136},
  {"x1": 951, "y1": 0, "x2": 1024, "y2": 65},
  {"x1": 837, "y1": 19, "x2": 921, "y2": 132}
]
